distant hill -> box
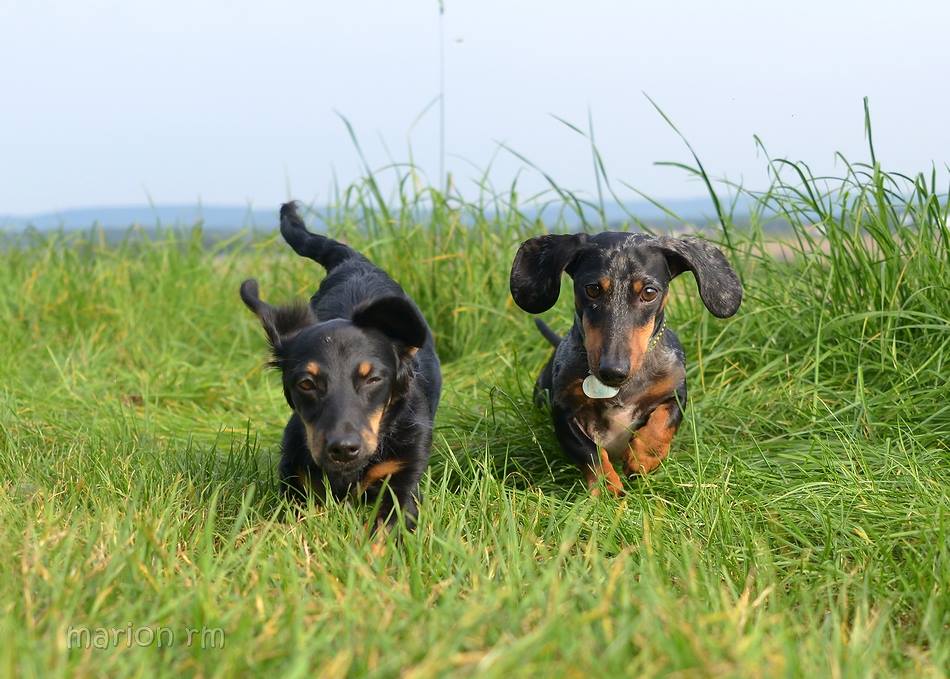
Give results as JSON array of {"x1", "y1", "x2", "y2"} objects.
[
  {"x1": 0, "y1": 196, "x2": 756, "y2": 233},
  {"x1": 0, "y1": 205, "x2": 278, "y2": 232},
  {"x1": 530, "y1": 196, "x2": 754, "y2": 228}
]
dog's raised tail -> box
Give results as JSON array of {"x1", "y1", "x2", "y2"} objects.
[
  {"x1": 534, "y1": 319, "x2": 562, "y2": 347},
  {"x1": 279, "y1": 201, "x2": 360, "y2": 271}
]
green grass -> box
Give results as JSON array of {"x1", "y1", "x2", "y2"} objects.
[{"x1": 1, "y1": 149, "x2": 948, "y2": 677}]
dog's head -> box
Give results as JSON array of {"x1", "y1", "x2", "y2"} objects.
[
  {"x1": 240, "y1": 279, "x2": 426, "y2": 473},
  {"x1": 510, "y1": 232, "x2": 742, "y2": 387}
]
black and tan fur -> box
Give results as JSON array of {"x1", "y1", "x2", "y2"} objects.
[
  {"x1": 241, "y1": 202, "x2": 441, "y2": 531},
  {"x1": 510, "y1": 232, "x2": 741, "y2": 494}
]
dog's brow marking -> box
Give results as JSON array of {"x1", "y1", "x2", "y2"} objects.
[
  {"x1": 305, "y1": 362, "x2": 320, "y2": 375},
  {"x1": 358, "y1": 361, "x2": 372, "y2": 377},
  {"x1": 599, "y1": 277, "x2": 611, "y2": 291},
  {"x1": 632, "y1": 280, "x2": 645, "y2": 295}
]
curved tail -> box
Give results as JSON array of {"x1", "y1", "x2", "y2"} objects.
[
  {"x1": 534, "y1": 318, "x2": 562, "y2": 347},
  {"x1": 279, "y1": 201, "x2": 359, "y2": 271}
]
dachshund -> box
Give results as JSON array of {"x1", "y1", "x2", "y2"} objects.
[
  {"x1": 241, "y1": 202, "x2": 441, "y2": 530},
  {"x1": 510, "y1": 232, "x2": 741, "y2": 494}
]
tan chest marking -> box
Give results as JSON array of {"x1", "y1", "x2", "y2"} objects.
[
  {"x1": 586, "y1": 405, "x2": 640, "y2": 461},
  {"x1": 359, "y1": 459, "x2": 405, "y2": 493}
]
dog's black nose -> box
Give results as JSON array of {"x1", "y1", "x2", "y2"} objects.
[
  {"x1": 598, "y1": 360, "x2": 630, "y2": 386},
  {"x1": 327, "y1": 437, "x2": 361, "y2": 462}
]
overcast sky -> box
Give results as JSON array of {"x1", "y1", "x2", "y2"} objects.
[{"x1": 1, "y1": 0, "x2": 948, "y2": 215}]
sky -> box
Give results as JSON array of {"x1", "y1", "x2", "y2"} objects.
[{"x1": 1, "y1": 0, "x2": 948, "y2": 215}]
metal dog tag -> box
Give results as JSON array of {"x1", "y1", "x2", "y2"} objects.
[{"x1": 582, "y1": 374, "x2": 620, "y2": 399}]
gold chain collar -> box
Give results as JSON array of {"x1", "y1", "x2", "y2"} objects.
[{"x1": 647, "y1": 317, "x2": 667, "y2": 353}]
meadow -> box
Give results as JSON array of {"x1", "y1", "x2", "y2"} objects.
[{"x1": 1, "y1": 141, "x2": 948, "y2": 677}]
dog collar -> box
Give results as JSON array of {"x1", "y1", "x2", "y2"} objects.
[
  {"x1": 646, "y1": 317, "x2": 667, "y2": 352},
  {"x1": 582, "y1": 317, "x2": 668, "y2": 399}
]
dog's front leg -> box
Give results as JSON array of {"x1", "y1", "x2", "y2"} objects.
[
  {"x1": 552, "y1": 403, "x2": 624, "y2": 496},
  {"x1": 624, "y1": 400, "x2": 681, "y2": 476},
  {"x1": 374, "y1": 472, "x2": 421, "y2": 537},
  {"x1": 278, "y1": 457, "x2": 328, "y2": 505}
]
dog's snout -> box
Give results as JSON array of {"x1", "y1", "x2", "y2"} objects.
[
  {"x1": 327, "y1": 436, "x2": 361, "y2": 462},
  {"x1": 598, "y1": 358, "x2": 630, "y2": 387}
]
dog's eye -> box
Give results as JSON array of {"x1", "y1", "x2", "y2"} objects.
[
  {"x1": 641, "y1": 286, "x2": 659, "y2": 302},
  {"x1": 365, "y1": 375, "x2": 383, "y2": 385},
  {"x1": 584, "y1": 284, "x2": 603, "y2": 299},
  {"x1": 297, "y1": 379, "x2": 316, "y2": 392}
]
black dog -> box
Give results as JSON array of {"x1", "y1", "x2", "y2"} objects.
[
  {"x1": 241, "y1": 202, "x2": 441, "y2": 530},
  {"x1": 510, "y1": 232, "x2": 741, "y2": 494}
]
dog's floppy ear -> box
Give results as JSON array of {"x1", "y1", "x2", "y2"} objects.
[
  {"x1": 652, "y1": 237, "x2": 742, "y2": 318},
  {"x1": 240, "y1": 279, "x2": 314, "y2": 354},
  {"x1": 510, "y1": 234, "x2": 588, "y2": 314},
  {"x1": 352, "y1": 295, "x2": 428, "y2": 354}
]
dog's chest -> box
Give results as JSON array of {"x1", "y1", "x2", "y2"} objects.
[{"x1": 575, "y1": 403, "x2": 642, "y2": 460}]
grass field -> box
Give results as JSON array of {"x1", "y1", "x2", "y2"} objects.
[{"x1": 1, "y1": 147, "x2": 948, "y2": 677}]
